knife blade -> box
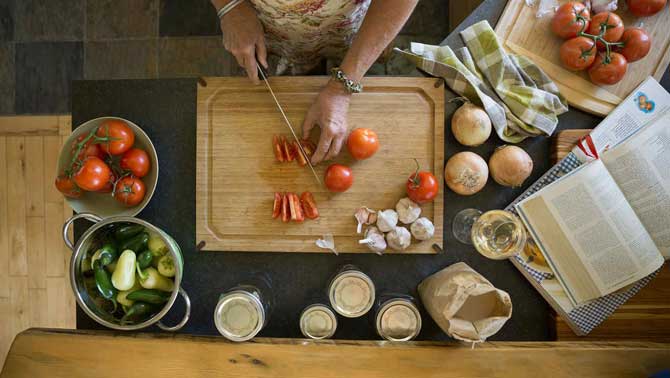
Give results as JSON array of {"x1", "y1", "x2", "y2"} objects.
[{"x1": 257, "y1": 63, "x2": 322, "y2": 186}]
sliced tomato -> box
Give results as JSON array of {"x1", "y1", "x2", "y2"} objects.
[
  {"x1": 300, "y1": 191, "x2": 319, "y2": 219},
  {"x1": 272, "y1": 192, "x2": 281, "y2": 219},
  {"x1": 294, "y1": 141, "x2": 308, "y2": 166},
  {"x1": 283, "y1": 137, "x2": 295, "y2": 162},
  {"x1": 281, "y1": 193, "x2": 290, "y2": 222},
  {"x1": 288, "y1": 193, "x2": 304, "y2": 222},
  {"x1": 273, "y1": 135, "x2": 285, "y2": 162}
]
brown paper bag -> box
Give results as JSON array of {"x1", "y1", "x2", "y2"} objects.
[{"x1": 418, "y1": 262, "x2": 512, "y2": 343}]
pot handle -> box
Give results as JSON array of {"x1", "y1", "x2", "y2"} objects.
[
  {"x1": 157, "y1": 287, "x2": 191, "y2": 332},
  {"x1": 62, "y1": 212, "x2": 103, "y2": 252}
]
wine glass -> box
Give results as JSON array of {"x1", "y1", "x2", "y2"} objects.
[
  {"x1": 452, "y1": 208, "x2": 483, "y2": 245},
  {"x1": 470, "y1": 210, "x2": 527, "y2": 260}
]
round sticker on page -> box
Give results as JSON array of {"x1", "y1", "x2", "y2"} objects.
[{"x1": 635, "y1": 92, "x2": 655, "y2": 114}]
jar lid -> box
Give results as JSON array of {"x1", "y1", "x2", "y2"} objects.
[
  {"x1": 214, "y1": 290, "x2": 264, "y2": 342},
  {"x1": 329, "y1": 270, "x2": 375, "y2": 318},
  {"x1": 300, "y1": 304, "x2": 337, "y2": 339},
  {"x1": 375, "y1": 299, "x2": 422, "y2": 341}
]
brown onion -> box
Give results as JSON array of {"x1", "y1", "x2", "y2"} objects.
[
  {"x1": 444, "y1": 151, "x2": 488, "y2": 195},
  {"x1": 489, "y1": 145, "x2": 533, "y2": 188},
  {"x1": 451, "y1": 103, "x2": 491, "y2": 147}
]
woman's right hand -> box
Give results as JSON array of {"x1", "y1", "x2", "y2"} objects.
[{"x1": 220, "y1": 1, "x2": 267, "y2": 84}]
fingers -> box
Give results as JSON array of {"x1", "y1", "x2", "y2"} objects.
[
  {"x1": 302, "y1": 106, "x2": 317, "y2": 138},
  {"x1": 324, "y1": 134, "x2": 345, "y2": 161},
  {"x1": 311, "y1": 134, "x2": 332, "y2": 165},
  {"x1": 256, "y1": 36, "x2": 268, "y2": 69},
  {"x1": 242, "y1": 51, "x2": 260, "y2": 84}
]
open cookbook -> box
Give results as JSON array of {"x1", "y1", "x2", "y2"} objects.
[{"x1": 516, "y1": 112, "x2": 670, "y2": 306}]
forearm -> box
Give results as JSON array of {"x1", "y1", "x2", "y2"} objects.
[
  {"x1": 211, "y1": 0, "x2": 231, "y2": 10},
  {"x1": 340, "y1": 0, "x2": 418, "y2": 82}
]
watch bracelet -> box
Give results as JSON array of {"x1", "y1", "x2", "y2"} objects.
[{"x1": 330, "y1": 67, "x2": 363, "y2": 94}]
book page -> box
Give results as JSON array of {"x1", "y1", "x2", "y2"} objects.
[
  {"x1": 601, "y1": 114, "x2": 670, "y2": 258},
  {"x1": 517, "y1": 160, "x2": 663, "y2": 305}
]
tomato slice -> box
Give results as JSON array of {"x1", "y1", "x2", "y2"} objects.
[
  {"x1": 273, "y1": 135, "x2": 285, "y2": 162},
  {"x1": 272, "y1": 192, "x2": 282, "y2": 219},
  {"x1": 300, "y1": 191, "x2": 319, "y2": 219},
  {"x1": 294, "y1": 141, "x2": 308, "y2": 167},
  {"x1": 288, "y1": 193, "x2": 304, "y2": 222},
  {"x1": 281, "y1": 193, "x2": 290, "y2": 222},
  {"x1": 282, "y1": 137, "x2": 295, "y2": 162}
]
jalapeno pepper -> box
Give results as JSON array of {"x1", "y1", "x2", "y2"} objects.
[
  {"x1": 93, "y1": 260, "x2": 118, "y2": 311},
  {"x1": 126, "y1": 289, "x2": 170, "y2": 304},
  {"x1": 136, "y1": 250, "x2": 153, "y2": 269},
  {"x1": 120, "y1": 301, "x2": 159, "y2": 324},
  {"x1": 98, "y1": 243, "x2": 118, "y2": 266},
  {"x1": 119, "y1": 232, "x2": 149, "y2": 253},
  {"x1": 114, "y1": 224, "x2": 145, "y2": 241}
]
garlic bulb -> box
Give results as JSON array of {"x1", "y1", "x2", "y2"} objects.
[
  {"x1": 396, "y1": 197, "x2": 421, "y2": 224},
  {"x1": 411, "y1": 217, "x2": 434, "y2": 241},
  {"x1": 386, "y1": 226, "x2": 411, "y2": 251},
  {"x1": 358, "y1": 226, "x2": 387, "y2": 255},
  {"x1": 354, "y1": 207, "x2": 378, "y2": 234},
  {"x1": 376, "y1": 209, "x2": 398, "y2": 233}
]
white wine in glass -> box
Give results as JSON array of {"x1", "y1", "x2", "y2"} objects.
[{"x1": 470, "y1": 210, "x2": 526, "y2": 260}]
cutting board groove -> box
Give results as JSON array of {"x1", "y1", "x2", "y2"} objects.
[{"x1": 196, "y1": 77, "x2": 444, "y2": 253}]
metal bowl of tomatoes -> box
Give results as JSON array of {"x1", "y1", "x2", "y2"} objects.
[{"x1": 55, "y1": 116, "x2": 159, "y2": 218}]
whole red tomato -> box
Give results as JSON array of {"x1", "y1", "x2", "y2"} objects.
[
  {"x1": 347, "y1": 128, "x2": 379, "y2": 160},
  {"x1": 618, "y1": 28, "x2": 651, "y2": 62},
  {"x1": 71, "y1": 135, "x2": 104, "y2": 161},
  {"x1": 55, "y1": 175, "x2": 82, "y2": 198},
  {"x1": 406, "y1": 169, "x2": 439, "y2": 204},
  {"x1": 551, "y1": 2, "x2": 590, "y2": 39},
  {"x1": 627, "y1": 0, "x2": 667, "y2": 16},
  {"x1": 72, "y1": 156, "x2": 112, "y2": 192},
  {"x1": 559, "y1": 37, "x2": 597, "y2": 70},
  {"x1": 324, "y1": 164, "x2": 353, "y2": 192},
  {"x1": 589, "y1": 52, "x2": 628, "y2": 85},
  {"x1": 97, "y1": 172, "x2": 116, "y2": 193},
  {"x1": 120, "y1": 148, "x2": 150, "y2": 178},
  {"x1": 96, "y1": 120, "x2": 135, "y2": 155},
  {"x1": 114, "y1": 176, "x2": 146, "y2": 206},
  {"x1": 588, "y1": 12, "x2": 624, "y2": 50}
]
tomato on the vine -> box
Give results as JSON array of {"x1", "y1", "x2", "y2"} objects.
[
  {"x1": 71, "y1": 135, "x2": 104, "y2": 161},
  {"x1": 55, "y1": 175, "x2": 82, "y2": 198},
  {"x1": 324, "y1": 164, "x2": 353, "y2": 192},
  {"x1": 347, "y1": 128, "x2": 379, "y2": 160},
  {"x1": 120, "y1": 148, "x2": 150, "y2": 178},
  {"x1": 587, "y1": 12, "x2": 624, "y2": 50},
  {"x1": 627, "y1": 0, "x2": 667, "y2": 17},
  {"x1": 618, "y1": 28, "x2": 651, "y2": 62},
  {"x1": 406, "y1": 162, "x2": 439, "y2": 204},
  {"x1": 96, "y1": 120, "x2": 135, "y2": 155},
  {"x1": 97, "y1": 172, "x2": 116, "y2": 193},
  {"x1": 551, "y1": 2, "x2": 590, "y2": 39},
  {"x1": 589, "y1": 52, "x2": 628, "y2": 85},
  {"x1": 72, "y1": 156, "x2": 112, "y2": 192},
  {"x1": 559, "y1": 37, "x2": 597, "y2": 70},
  {"x1": 114, "y1": 176, "x2": 146, "y2": 206}
]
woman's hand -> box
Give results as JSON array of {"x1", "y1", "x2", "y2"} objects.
[
  {"x1": 302, "y1": 81, "x2": 352, "y2": 164},
  {"x1": 220, "y1": 2, "x2": 267, "y2": 83}
]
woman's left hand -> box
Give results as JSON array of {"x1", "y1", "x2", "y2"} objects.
[{"x1": 302, "y1": 81, "x2": 351, "y2": 164}]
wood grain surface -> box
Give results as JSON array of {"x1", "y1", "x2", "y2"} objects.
[
  {"x1": 196, "y1": 77, "x2": 444, "y2": 253},
  {"x1": 495, "y1": 0, "x2": 670, "y2": 116},
  {"x1": 2, "y1": 329, "x2": 670, "y2": 378},
  {"x1": 552, "y1": 129, "x2": 670, "y2": 341}
]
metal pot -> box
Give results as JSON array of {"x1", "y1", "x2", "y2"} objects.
[{"x1": 63, "y1": 213, "x2": 190, "y2": 331}]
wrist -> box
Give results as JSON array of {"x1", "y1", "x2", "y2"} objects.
[{"x1": 325, "y1": 80, "x2": 352, "y2": 99}]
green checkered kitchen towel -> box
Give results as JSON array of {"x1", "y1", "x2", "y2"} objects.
[{"x1": 396, "y1": 20, "x2": 568, "y2": 142}]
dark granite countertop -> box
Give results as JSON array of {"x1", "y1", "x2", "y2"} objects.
[{"x1": 71, "y1": 0, "x2": 670, "y2": 341}]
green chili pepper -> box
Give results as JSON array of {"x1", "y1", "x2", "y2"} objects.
[
  {"x1": 93, "y1": 260, "x2": 118, "y2": 312},
  {"x1": 137, "y1": 250, "x2": 153, "y2": 269},
  {"x1": 126, "y1": 289, "x2": 170, "y2": 304},
  {"x1": 98, "y1": 243, "x2": 118, "y2": 266},
  {"x1": 114, "y1": 224, "x2": 145, "y2": 241},
  {"x1": 119, "y1": 232, "x2": 149, "y2": 253},
  {"x1": 120, "y1": 302, "x2": 159, "y2": 324}
]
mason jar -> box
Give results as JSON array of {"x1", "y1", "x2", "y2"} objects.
[
  {"x1": 214, "y1": 273, "x2": 273, "y2": 342},
  {"x1": 373, "y1": 293, "x2": 422, "y2": 341},
  {"x1": 328, "y1": 264, "x2": 375, "y2": 318}
]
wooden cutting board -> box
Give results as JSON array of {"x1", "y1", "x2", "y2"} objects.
[
  {"x1": 196, "y1": 77, "x2": 444, "y2": 253},
  {"x1": 495, "y1": 0, "x2": 670, "y2": 116}
]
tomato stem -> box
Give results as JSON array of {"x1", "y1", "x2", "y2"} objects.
[{"x1": 409, "y1": 159, "x2": 421, "y2": 189}]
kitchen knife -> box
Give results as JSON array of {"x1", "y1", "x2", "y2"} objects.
[{"x1": 257, "y1": 63, "x2": 322, "y2": 185}]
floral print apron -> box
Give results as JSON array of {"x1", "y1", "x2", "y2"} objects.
[{"x1": 248, "y1": 0, "x2": 371, "y2": 74}]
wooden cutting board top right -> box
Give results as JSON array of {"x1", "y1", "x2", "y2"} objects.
[{"x1": 495, "y1": 0, "x2": 670, "y2": 116}]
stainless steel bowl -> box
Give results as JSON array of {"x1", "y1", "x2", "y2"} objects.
[{"x1": 63, "y1": 213, "x2": 190, "y2": 331}]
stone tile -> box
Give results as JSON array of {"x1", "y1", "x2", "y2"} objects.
[
  {"x1": 87, "y1": 0, "x2": 158, "y2": 40},
  {"x1": 385, "y1": 35, "x2": 443, "y2": 76},
  {"x1": 158, "y1": 37, "x2": 244, "y2": 77},
  {"x1": 0, "y1": 0, "x2": 14, "y2": 41},
  {"x1": 15, "y1": 42, "x2": 83, "y2": 114},
  {"x1": 0, "y1": 43, "x2": 15, "y2": 113},
  {"x1": 159, "y1": 0, "x2": 220, "y2": 37},
  {"x1": 85, "y1": 39, "x2": 158, "y2": 79},
  {"x1": 401, "y1": 0, "x2": 450, "y2": 38},
  {"x1": 14, "y1": 0, "x2": 84, "y2": 42}
]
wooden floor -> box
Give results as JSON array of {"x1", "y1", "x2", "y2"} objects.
[{"x1": 0, "y1": 116, "x2": 76, "y2": 367}]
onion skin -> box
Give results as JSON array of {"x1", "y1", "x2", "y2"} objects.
[
  {"x1": 451, "y1": 103, "x2": 492, "y2": 147},
  {"x1": 489, "y1": 145, "x2": 533, "y2": 188},
  {"x1": 444, "y1": 151, "x2": 488, "y2": 196}
]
